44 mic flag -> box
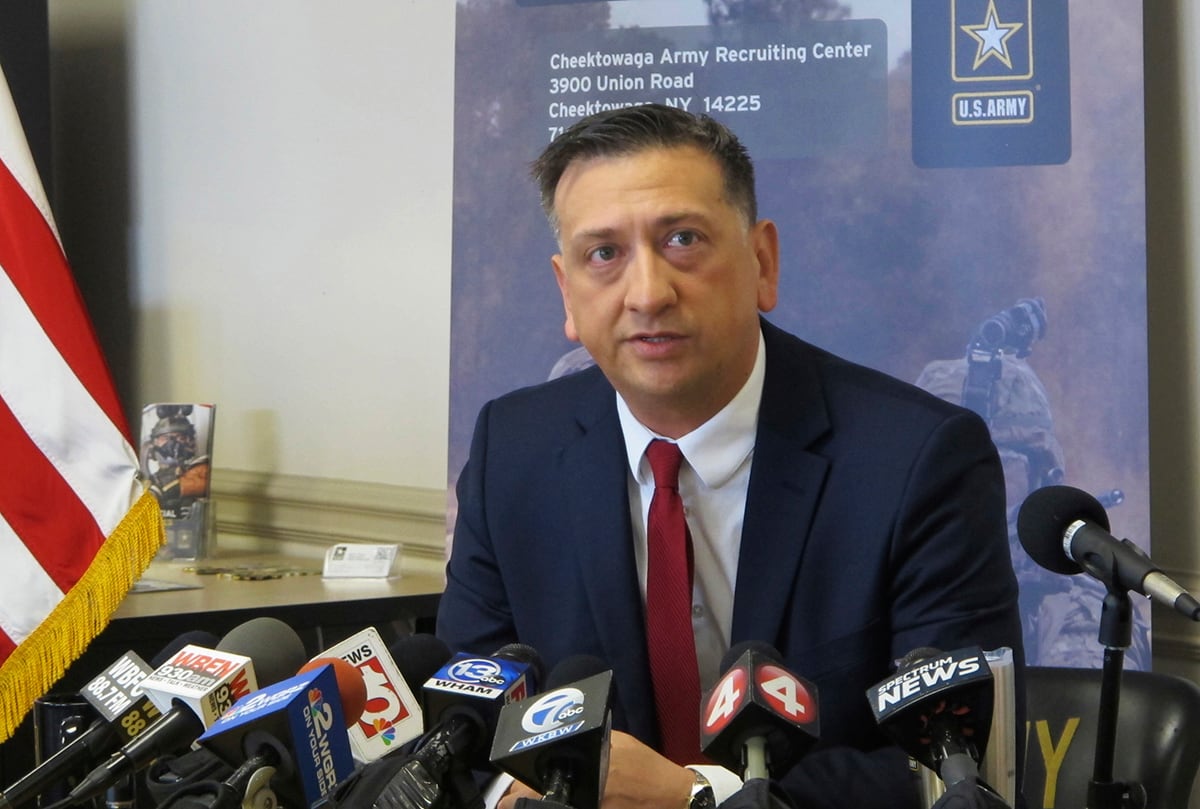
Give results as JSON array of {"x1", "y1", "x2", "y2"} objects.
[{"x1": 0, "y1": 64, "x2": 163, "y2": 740}]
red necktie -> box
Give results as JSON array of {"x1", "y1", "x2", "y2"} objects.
[{"x1": 644, "y1": 439, "x2": 701, "y2": 764}]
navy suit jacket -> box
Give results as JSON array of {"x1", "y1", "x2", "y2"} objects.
[{"x1": 438, "y1": 320, "x2": 1024, "y2": 809}]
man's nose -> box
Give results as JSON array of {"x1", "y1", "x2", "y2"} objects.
[{"x1": 623, "y1": 248, "x2": 677, "y2": 313}]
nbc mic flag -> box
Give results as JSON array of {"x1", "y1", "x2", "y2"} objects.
[{"x1": 0, "y1": 65, "x2": 163, "y2": 740}]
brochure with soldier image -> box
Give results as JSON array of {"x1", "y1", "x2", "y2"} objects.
[{"x1": 139, "y1": 403, "x2": 216, "y2": 559}]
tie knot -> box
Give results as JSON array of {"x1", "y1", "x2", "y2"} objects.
[{"x1": 645, "y1": 439, "x2": 684, "y2": 489}]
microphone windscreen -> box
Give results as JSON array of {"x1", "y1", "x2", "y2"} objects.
[
  {"x1": 494, "y1": 642, "x2": 545, "y2": 686},
  {"x1": 150, "y1": 631, "x2": 221, "y2": 667},
  {"x1": 388, "y1": 634, "x2": 452, "y2": 691},
  {"x1": 1017, "y1": 485, "x2": 1110, "y2": 575},
  {"x1": 897, "y1": 647, "x2": 942, "y2": 670},
  {"x1": 720, "y1": 640, "x2": 779, "y2": 673},
  {"x1": 545, "y1": 655, "x2": 609, "y2": 690},
  {"x1": 299, "y1": 657, "x2": 369, "y2": 727},
  {"x1": 216, "y1": 617, "x2": 306, "y2": 685}
]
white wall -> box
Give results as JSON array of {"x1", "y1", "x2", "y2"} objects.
[{"x1": 51, "y1": 0, "x2": 455, "y2": 491}]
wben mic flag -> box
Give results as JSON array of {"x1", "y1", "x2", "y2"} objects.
[{"x1": 0, "y1": 65, "x2": 163, "y2": 741}]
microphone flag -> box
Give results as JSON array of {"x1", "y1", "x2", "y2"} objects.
[
  {"x1": 198, "y1": 663, "x2": 355, "y2": 809},
  {"x1": 490, "y1": 670, "x2": 613, "y2": 809},
  {"x1": 310, "y1": 627, "x2": 424, "y2": 762},
  {"x1": 422, "y1": 650, "x2": 536, "y2": 719},
  {"x1": 80, "y1": 651, "x2": 162, "y2": 745},
  {"x1": 866, "y1": 645, "x2": 994, "y2": 775},
  {"x1": 700, "y1": 645, "x2": 819, "y2": 778},
  {"x1": 421, "y1": 646, "x2": 541, "y2": 770},
  {"x1": 141, "y1": 644, "x2": 257, "y2": 727}
]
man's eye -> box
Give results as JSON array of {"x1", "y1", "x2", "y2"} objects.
[
  {"x1": 667, "y1": 231, "x2": 698, "y2": 247},
  {"x1": 588, "y1": 245, "x2": 617, "y2": 263}
]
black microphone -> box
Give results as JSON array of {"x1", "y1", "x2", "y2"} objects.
[
  {"x1": 369, "y1": 643, "x2": 545, "y2": 809},
  {"x1": 700, "y1": 641, "x2": 819, "y2": 780},
  {"x1": 388, "y1": 634, "x2": 457, "y2": 707},
  {"x1": 866, "y1": 646, "x2": 996, "y2": 792},
  {"x1": 0, "y1": 630, "x2": 218, "y2": 809},
  {"x1": 490, "y1": 655, "x2": 613, "y2": 809},
  {"x1": 929, "y1": 777, "x2": 1012, "y2": 809},
  {"x1": 1018, "y1": 484, "x2": 1200, "y2": 620},
  {"x1": 419, "y1": 642, "x2": 545, "y2": 770},
  {"x1": 63, "y1": 618, "x2": 306, "y2": 806}
]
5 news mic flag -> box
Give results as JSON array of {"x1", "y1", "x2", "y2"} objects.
[{"x1": 0, "y1": 64, "x2": 163, "y2": 740}]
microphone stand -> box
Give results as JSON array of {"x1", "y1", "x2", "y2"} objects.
[
  {"x1": 513, "y1": 770, "x2": 575, "y2": 809},
  {"x1": 1087, "y1": 587, "x2": 1146, "y2": 809},
  {"x1": 513, "y1": 799, "x2": 573, "y2": 809}
]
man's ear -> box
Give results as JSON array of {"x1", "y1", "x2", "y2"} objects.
[
  {"x1": 752, "y1": 219, "x2": 780, "y2": 313},
  {"x1": 551, "y1": 254, "x2": 579, "y2": 341}
]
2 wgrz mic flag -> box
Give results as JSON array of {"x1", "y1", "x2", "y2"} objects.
[{"x1": 0, "y1": 64, "x2": 163, "y2": 740}]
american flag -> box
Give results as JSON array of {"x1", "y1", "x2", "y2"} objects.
[{"x1": 0, "y1": 66, "x2": 162, "y2": 740}]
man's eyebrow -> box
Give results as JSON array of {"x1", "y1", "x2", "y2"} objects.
[
  {"x1": 567, "y1": 211, "x2": 711, "y2": 243},
  {"x1": 656, "y1": 210, "x2": 709, "y2": 228},
  {"x1": 570, "y1": 226, "x2": 618, "y2": 243}
]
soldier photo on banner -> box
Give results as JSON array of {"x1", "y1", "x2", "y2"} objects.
[{"x1": 915, "y1": 299, "x2": 1151, "y2": 670}]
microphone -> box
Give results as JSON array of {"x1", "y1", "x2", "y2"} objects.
[
  {"x1": 368, "y1": 643, "x2": 545, "y2": 809},
  {"x1": 1017, "y1": 484, "x2": 1200, "y2": 620},
  {"x1": 298, "y1": 657, "x2": 370, "y2": 725},
  {"x1": 0, "y1": 631, "x2": 218, "y2": 809},
  {"x1": 866, "y1": 646, "x2": 997, "y2": 792},
  {"x1": 490, "y1": 655, "x2": 613, "y2": 809},
  {"x1": 700, "y1": 642, "x2": 819, "y2": 780},
  {"x1": 63, "y1": 618, "x2": 305, "y2": 806},
  {"x1": 312, "y1": 628, "x2": 443, "y2": 761},
  {"x1": 419, "y1": 642, "x2": 545, "y2": 770},
  {"x1": 196, "y1": 659, "x2": 363, "y2": 808}
]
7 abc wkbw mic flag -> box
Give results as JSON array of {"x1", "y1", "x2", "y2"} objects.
[{"x1": 0, "y1": 64, "x2": 163, "y2": 740}]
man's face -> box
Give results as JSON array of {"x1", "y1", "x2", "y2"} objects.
[{"x1": 550, "y1": 146, "x2": 779, "y2": 437}]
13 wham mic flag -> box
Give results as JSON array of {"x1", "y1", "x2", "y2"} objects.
[{"x1": 0, "y1": 65, "x2": 163, "y2": 741}]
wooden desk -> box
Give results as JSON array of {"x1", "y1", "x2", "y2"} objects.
[{"x1": 109, "y1": 556, "x2": 444, "y2": 648}]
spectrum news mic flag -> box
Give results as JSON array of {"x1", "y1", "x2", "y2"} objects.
[
  {"x1": 866, "y1": 646, "x2": 1014, "y2": 809},
  {"x1": 0, "y1": 64, "x2": 164, "y2": 741}
]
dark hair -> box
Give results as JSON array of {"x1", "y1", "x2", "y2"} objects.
[{"x1": 531, "y1": 103, "x2": 757, "y2": 235}]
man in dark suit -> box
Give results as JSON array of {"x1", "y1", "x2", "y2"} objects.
[{"x1": 437, "y1": 104, "x2": 1023, "y2": 809}]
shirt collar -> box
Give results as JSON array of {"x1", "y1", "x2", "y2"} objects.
[{"x1": 617, "y1": 329, "x2": 765, "y2": 489}]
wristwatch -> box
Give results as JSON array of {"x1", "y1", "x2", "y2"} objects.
[{"x1": 687, "y1": 769, "x2": 716, "y2": 809}]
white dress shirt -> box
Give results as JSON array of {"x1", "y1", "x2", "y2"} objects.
[{"x1": 615, "y1": 329, "x2": 766, "y2": 799}]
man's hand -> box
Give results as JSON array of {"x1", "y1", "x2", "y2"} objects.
[
  {"x1": 496, "y1": 731, "x2": 696, "y2": 809},
  {"x1": 602, "y1": 731, "x2": 695, "y2": 809}
]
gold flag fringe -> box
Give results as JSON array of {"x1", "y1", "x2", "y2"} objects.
[{"x1": 0, "y1": 489, "x2": 165, "y2": 742}]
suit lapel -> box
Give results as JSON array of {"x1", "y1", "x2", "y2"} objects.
[
  {"x1": 559, "y1": 380, "x2": 657, "y2": 741},
  {"x1": 732, "y1": 322, "x2": 832, "y2": 646}
]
